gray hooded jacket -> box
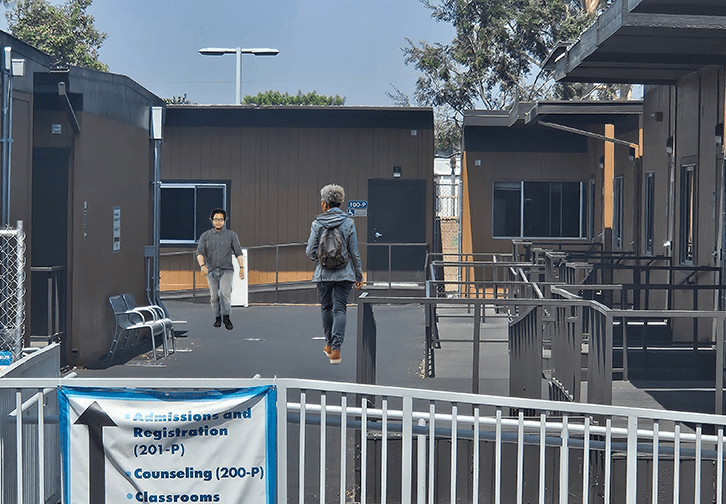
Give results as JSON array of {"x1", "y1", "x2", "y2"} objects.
[{"x1": 306, "y1": 207, "x2": 363, "y2": 283}]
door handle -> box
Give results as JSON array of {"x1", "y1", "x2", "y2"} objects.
[{"x1": 375, "y1": 232, "x2": 383, "y2": 238}]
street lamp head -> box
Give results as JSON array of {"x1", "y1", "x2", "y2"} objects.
[
  {"x1": 198, "y1": 46, "x2": 279, "y2": 105},
  {"x1": 198, "y1": 47, "x2": 233, "y2": 56},
  {"x1": 246, "y1": 48, "x2": 279, "y2": 56},
  {"x1": 198, "y1": 47, "x2": 279, "y2": 57}
]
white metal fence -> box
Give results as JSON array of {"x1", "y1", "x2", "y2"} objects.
[
  {"x1": 0, "y1": 221, "x2": 25, "y2": 361},
  {"x1": 4, "y1": 369, "x2": 726, "y2": 503}
]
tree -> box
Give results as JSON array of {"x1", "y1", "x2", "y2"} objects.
[
  {"x1": 6, "y1": 0, "x2": 108, "y2": 71},
  {"x1": 164, "y1": 94, "x2": 194, "y2": 105},
  {"x1": 243, "y1": 90, "x2": 345, "y2": 106},
  {"x1": 403, "y1": 0, "x2": 596, "y2": 114},
  {"x1": 398, "y1": 0, "x2": 618, "y2": 153}
]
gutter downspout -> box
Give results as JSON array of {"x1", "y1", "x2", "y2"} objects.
[
  {"x1": 1, "y1": 47, "x2": 12, "y2": 226},
  {"x1": 150, "y1": 107, "x2": 164, "y2": 312}
]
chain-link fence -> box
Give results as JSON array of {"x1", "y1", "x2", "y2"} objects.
[
  {"x1": 0, "y1": 221, "x2": 25, "y2": 361},
  {"x1": 435, "y1": 178, "x2": 461, "y2": 293}
]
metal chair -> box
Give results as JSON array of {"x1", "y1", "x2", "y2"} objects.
[
  {"x1": 121, "y1": 294, "x2": 175, "y2": 357},
  {"x1": 107, "y1": 295, "x2": 167, "y2": 361}
]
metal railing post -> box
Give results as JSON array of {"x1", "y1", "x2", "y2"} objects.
[
  {"x1": 718, "y1": 315, "x2": 724, "y2": 415},
  {"x1": 622, "y1": 315, "x2": 629, "y2": 381},
  {"x1": 14, "y1": 221, "x2": 24, "y2": 355},
  {"x1": 472, "y1": 301, "x2": 481, "y2": 394},
  {"x1": 388, "y1": 244, "x2": 392, "y2": 297},
  {"x1": 356, "y1": 294, "x2": 377, "y2": 385}
]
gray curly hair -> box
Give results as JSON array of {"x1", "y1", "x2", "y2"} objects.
[{"x1": 320, "y1": 184, "x2": 345, "y2": 208}]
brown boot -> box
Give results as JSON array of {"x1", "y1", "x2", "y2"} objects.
[
  {"x1": 329, "y1": 349, "x2": 341, "y2": 364},
  {"x1": 323, "y1": 345, "x2": 332, "y2": 357}
]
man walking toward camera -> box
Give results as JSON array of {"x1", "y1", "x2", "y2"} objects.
[
  {"x1": 306, "y1": 184, "x2": 363, "y2": 364},
  {"x1": 196, "y1": 208, "x2": 244, "y2": 330}
]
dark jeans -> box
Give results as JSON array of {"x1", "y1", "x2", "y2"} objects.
[{"x1": 316, "y1": 281, "x2": 353, "y2": 351}]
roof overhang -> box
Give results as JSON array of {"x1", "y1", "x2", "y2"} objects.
[
  {"x1": 464, "y1": 100, "x2": 642, "y2": 131},
  {"x1": 542, "y1": 0, "x2": 726, "y2": 84}
]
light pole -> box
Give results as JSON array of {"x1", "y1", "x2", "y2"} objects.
[{"x1": 198, "y1": 47, "x2": 279, "y2": 105}]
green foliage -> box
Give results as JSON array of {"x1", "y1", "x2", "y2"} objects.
[
  {"x1": 404, "y1": 0, "x2": 595, "y2": 113},
  {"x1": 163, "y1": 94, "x2": 194, "y2": 105},
  {"x1": 434, "y1": 108, "x2": 461, "y2": 156},
  {"x1": 7, "y1": 0, "x2": 108, "y2": 71},
  {"x1": 242, "y1": 90, "x2": 345, "y2": 106}
]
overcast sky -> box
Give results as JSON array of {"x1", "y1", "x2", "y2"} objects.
[{"x1": 0, "y1": 0, "x2": 455, "y2": 106}]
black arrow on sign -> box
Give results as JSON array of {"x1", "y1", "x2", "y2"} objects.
[{"x1": 75, "y1": 401, "x2": 117, "y2": 503}]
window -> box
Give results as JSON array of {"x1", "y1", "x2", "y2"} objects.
[
  {"x1": 679, "y1": 164, "x2": 695, "y2": 263},
  {"x1": 492, "y1": 181, "x2": 584, "y2": 238},
  {"x1": 644, "y1": 172, "x2": 655, "y2": 255},
  {"x1": 160, "y1": 182, "x2": 227, "y2": 244},
  {"x1": 613, "y1": 176, "x2": 623, "y2": 249}
]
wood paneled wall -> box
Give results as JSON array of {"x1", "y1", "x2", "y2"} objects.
[{"x1": 160, "y1": 108, "x2": 434, "y2": 287}]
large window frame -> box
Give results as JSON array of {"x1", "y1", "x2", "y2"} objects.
[
  {"x1": 160, "y1": 182, "x2": 228, "y2": 245},
  {"x1": 492, "y1": 180, "x2": 585, "y2": 239}
]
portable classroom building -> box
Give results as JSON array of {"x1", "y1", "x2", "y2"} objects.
[
  {"x1": 544, "y1": 0, "x2": 726, "y2": 339},
  {"x1": 0, "y1": 30, "x2": 164, "y2": 366},
  {"x1": 461, "y1": 101, "x2": 642, "y2": 259},
  {"x1": 158, "y1": 106, "x2": 434, "y2": 298}
]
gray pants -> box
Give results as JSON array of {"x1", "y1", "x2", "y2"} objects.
[{"x1": 206, "y1": 269, "x2": 233, "y2": 317}]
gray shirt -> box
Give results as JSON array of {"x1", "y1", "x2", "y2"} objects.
[{"x1": 196, "y1": 228, "x2": 243, "y2": 271}]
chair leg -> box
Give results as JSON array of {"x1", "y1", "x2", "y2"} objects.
[
  {"x1": 118, "y1": 329, "x2": 134, "y2": 356},
  {"x1": 147, "y1": 326, "x2": 157, "y2": 361},
  {"x1": 107, "y1": 329, "x2": 122, "y2": 361},
  {"x1": 161, "y1": 327, "x2": 169, "y2": 358}
]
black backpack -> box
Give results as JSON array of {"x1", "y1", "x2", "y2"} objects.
[{"x1": 318, "y1": 224, "x2": 349, "y2": 270}]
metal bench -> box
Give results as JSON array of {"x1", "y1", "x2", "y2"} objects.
[
  {"x1": 106, "y1": 294, "x2": 173, "y2": 361},
  {"x1": 121, "y1": 294, "x2": 175, "y2": 357}
]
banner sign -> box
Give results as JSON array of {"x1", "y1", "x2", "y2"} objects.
[{"x1": 58, "y1": 385, "x2": 276, "y2": 504}]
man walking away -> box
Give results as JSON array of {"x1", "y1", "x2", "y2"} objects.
[
  {"x1": 196, "y1": 208, "x2": 245, "y2": 330},
  {"x1": 306, "y1": 184, "x2": 363, "y2": 364}
]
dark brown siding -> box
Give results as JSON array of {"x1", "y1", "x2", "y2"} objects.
[
  {"x1": 161, "y1": 109, "x2": 434, "y2": 287},
  {"x1": 464, "y1": 150, "x2": 589, "y2": 255},
  {"x1": 67, "y1": 113, "x2": 153, "y2": 363}
]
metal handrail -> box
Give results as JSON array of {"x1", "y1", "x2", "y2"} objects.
[
  {"x1": 160, "y1": 241, "x2": 430, "y2": 302},
  {"x1": 29, "y1": 266, "x2": 65, "y2": 345}
]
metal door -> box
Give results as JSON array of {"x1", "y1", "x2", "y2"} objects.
[
  {"x1": 30, "y1": 148, "x2": 69, "y2": 347},
  {"x1": 366, "y1": 178, "x2": 427, "y2": 283}
]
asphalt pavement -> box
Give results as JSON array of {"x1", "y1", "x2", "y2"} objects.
[
  {"x1": 74, "y1": 298, "x2": 506, "y2": 395},
  {"x1": 73, "y1": 297, "x2": 722, "y2": 414}
]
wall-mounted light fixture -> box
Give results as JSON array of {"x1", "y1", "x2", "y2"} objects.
[
  {"x1": 393, "y1": 166, "x2": 402, "y2": 178},
  {"x1": 666, "y1": 136, "x2": 673, "y2": 155},
  {"x1": 628, "y1": 147, "x2": 636, "y2": 162},
  {"x1": 650, "y1": 111, "x2": 663, "y2": 122},
  {"x1": 598, "y1": 156, "x2": 605, "y2": 169},
  {"x1": 716, "y1": 123, "x2": 724, "y2": 146}
]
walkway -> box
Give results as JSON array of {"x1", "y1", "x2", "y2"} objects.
[{"x1": 74, "y1": 298, "x2": 721, "y2": 415}]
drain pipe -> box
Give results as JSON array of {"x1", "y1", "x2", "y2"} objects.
[
  {"x1": 1, "y1": 47, "x2": 12, "y2": 226},
  {"x1": 150, "y1": 107, "x2": 164, "y2": 311}
]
